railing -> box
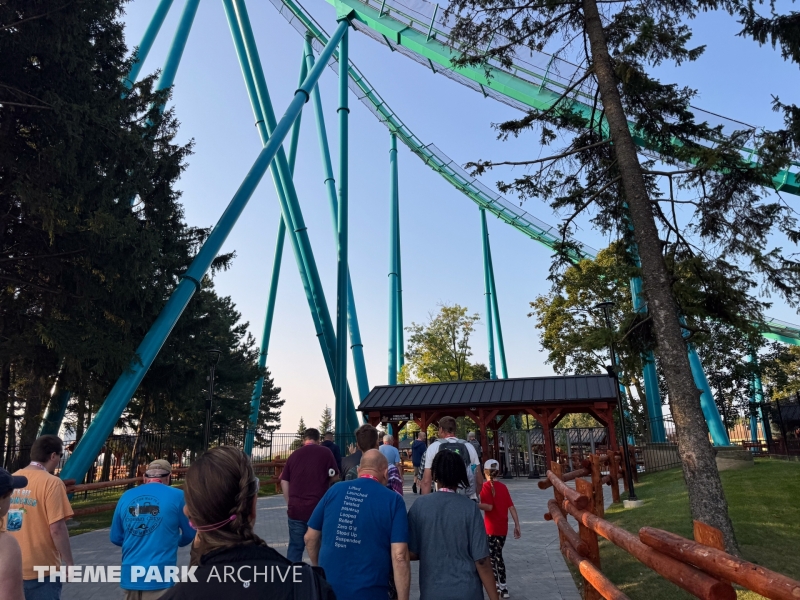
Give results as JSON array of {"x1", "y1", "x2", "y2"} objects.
[{"x1": 544, "y1": 459, "x2": 800, "y2": 599}]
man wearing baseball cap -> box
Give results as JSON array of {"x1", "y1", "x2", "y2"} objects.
[
  {"x1": 111, "y1": 459, "x2": 194, "y2": 599},
  {"x1": 1, "y1": 467, "x2": 28, "y2": 600}
]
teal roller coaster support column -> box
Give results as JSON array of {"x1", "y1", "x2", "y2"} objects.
[
  {"x1": 388, "y1": 133, "x2": 400, "y2": 385},
  {"x1": 39, "y1": 390, "x2": 70, "y2": 437},
  {"x1": 396, "y1": 219, "x2": 404, "y2": 372},
  {"x1": 485, "y1": 216, "x2": 507, "y2": 379},
  {"x1": 480, "y1": 209, "x2": 497, "y2": 379},
  {"x1": 59, "y1": 18, "x2": 348, "y2": 484},
  {"x1": 124, "y1": 0, "x2": 175, "y2": 88},
  {"x1": 747, "y1": 352, "x2": 765, "y2": 444},
  {"x1": 304, "y1": 37, "x2": 369, "y2": 406},
  {"x1": 154, "y1": 0, "x2": 200, "y2": 95},
  {"x1": 229, "y1": 0, "x2": 359, "y2": 432},
  {"x1": 682, "y1": 322, "x2": 730, "y2": 446},
  {"x1": 335, "y1": 24, "x2": 351, "y2": 435},
  {"x1": 243, "y1": 53, "x2": 307, "y2": 456},
  {"x1": 630, "y1": 276, "x2": 666, "y2": 442}
]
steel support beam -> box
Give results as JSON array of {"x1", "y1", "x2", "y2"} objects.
[
  {"x1": 480, "y1": 209, "x2": 497, "y2": 379},
  {"x1": 388, "y1": 133, "x2": 400, "y2": 385},
  {"x1": 243, "y1": 51, "x2": 307, "y2": 455},
  {"x1": 226, "y1": 0, "x2": 358, "y2": 433},
  {"x1": 124, "y1": 0, "x2": 176, "y2": 89},
  {"x1": 39, "y1": 390, "x2": 70, "y2": 437},
  {"x1": 335, "y1": 25, "x2": 351, "y2": 435},
  {"x1": 630, "y1": 276, "x2": 666, "y2": 442},
  {"x1": 154, "y1": 0, "x2": 200, "y2": 95},
  {"x1": 747, "y1": 352, "x2": 766, "y2": 444},
  {"x1": 305, "y1": 37, "x2": 369, "y2": 405},
  {"x1": 59, "y1": 17, "x2": 349, "y2": 485},
  {"x1": 395, "y1": 166, "x2": 404, "y2": 373}
]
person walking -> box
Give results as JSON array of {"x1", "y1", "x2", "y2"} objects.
[
  {"x1": 467, "y1": 432, "x2": 483, "y2": 461},
  {"x1": 279, "y1": 428, "x2": 339, "y2": 562},
  {"x1": 0, "y1": 467, "x2": 28, "y2": 600},
  {"x1": 8, "y1": 435, "x2": 74, "y2": 600},
  {"x1": 420, "y1": 416, "x2": 483, "y2": 499},
  {"x1": 345, "y1": 425, "x2": 403, "y2": 494},
  {"x1": 408, "y1": 451, "x2": 499, "y2": 600},
  {"x1": 411, "y1": 432, "x2": 426, "y2": 494},
  {"x1": 110, "y1": 459, "x2": 195, "y2": 599},
  {"x1": 305, "y1": 450, "x2": 410, "y2": 600},
  {"x1": 478, "y1": 460, "x2": 521, "y2": 598},
  {"x1": 379, "y1": 435, "x2": 403, "y2": 476},
  {"x1": 160, "y1": 446, "x2": 334, "y2": 600},
  {"x1": 320, "y1": 431, "x2": 342, "y2": 475}
]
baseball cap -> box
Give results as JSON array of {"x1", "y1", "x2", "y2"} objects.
[
  {"x1": 0, "y1": 468, "x2": 27, "y2": 496},
  {"x1": 145, "y1": 459, "x2": 172, "y2": 477},
  {"x1": 484, "y1": 459, "x2": 500, "y2": 471}
]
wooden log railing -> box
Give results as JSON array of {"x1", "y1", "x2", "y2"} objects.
[
  {"x1": 67, "y1": 460, "x2": 285, "y2": 518},
  {"x1": 544, "y1": 461, "x2": 800, "y2": 600}
]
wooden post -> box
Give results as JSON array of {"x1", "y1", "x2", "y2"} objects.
[
  {"x1": 576, "y1": 477, "x2": 601, "y2": 600},
  {"x1": 590, "y1": 454, "x2": 605, "y2": 518},
  {"x1": 609, "y1": 451, "x2": 621, "y2": 504},
  {"x1": 617, "y1": 453, "x2": 629, "y2": 494},
  {"x1": 630, "y1": 446, "x2": 639, "y2": 483}
]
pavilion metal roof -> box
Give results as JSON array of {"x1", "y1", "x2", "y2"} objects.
[{"x1": 358, "y1": 375, "x2": 618, "y2": 412}]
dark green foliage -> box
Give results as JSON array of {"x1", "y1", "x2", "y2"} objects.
[{"x1": 0, "y1": 0, "x2": 282, "y2": 455}]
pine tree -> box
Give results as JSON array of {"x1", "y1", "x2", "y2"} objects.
[
  {"x1": 319, "y1": 405, "x2": 333, "y2": 435},
  {"x1": 442, "y1": 0, "x2": 799, "y2": 552},
  {"x1": 296, "y1": 417, "x2": 307, "y2": 439}
]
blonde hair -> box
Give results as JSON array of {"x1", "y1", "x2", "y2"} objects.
[{"x1": 484, "y1": 467, "x2": 500, "y2": 496}]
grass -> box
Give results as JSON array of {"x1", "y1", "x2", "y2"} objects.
[
  {"x1": 585, "y1": 458, "x2": 800, "y2": 600},
  {"x1": 67, "y1": 476, "x2": 279, "y2": 537}
]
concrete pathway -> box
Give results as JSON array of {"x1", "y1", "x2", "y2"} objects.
[{"x1": 64, "y1": 476, "x2": 609, "y2": 600}]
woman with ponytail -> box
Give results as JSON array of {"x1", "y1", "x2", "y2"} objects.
[
  {"x1": 477, "y1": 459, "x2": 521, "y2": 599},
  {"x1": 161, "y1": 446, "x2": 334, "y2": 600}
]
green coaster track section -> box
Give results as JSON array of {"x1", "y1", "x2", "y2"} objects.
[{"x1": 267, "y1": 0, "x2": 800, "y2": 345}]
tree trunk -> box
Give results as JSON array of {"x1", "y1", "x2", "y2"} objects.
[
  {"x1": 632, "y1": 375, "x2": 652, "y2": 439},
  {"x1": 6, "y1": 394, "x2": 17, "y2": 469},
  {"x1": 17, "y1": 370, "x2": 47, "y2": 468},
  {"x1": 581, "y1": 0, "x2": 738, "y2": 553},
  {"x1": 75, "y1": 394, "x2": 86, "y2": 443}
]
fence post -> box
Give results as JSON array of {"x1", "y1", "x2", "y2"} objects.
[
  {"x1": 590, "y1": 454, "x2": 605, "y2": 518},
  {"x1": 609, "y1": 452, "x2": 621, "y2": 504},
  {"x1": 575, "y1": 477, "x2": 602, "y2": 600}
]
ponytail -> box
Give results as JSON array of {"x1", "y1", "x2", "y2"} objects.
[
  {"x1": 485, "y1": 468, "x2": 500, "y2": 497},
  {"x1": 184, "y1": 446, "x2": 266, "y2": 564}
]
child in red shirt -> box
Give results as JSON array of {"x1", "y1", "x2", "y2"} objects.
[{"x1": 478, "y1": 459, "x2": 521, "y2": 599}]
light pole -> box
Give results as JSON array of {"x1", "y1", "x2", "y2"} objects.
[
  {"x1": 204, "y1": 348, "x2": 221, "y2": 451},
  {"x1": 594, "y1": 302, "x2": 639, "y2": 503}
]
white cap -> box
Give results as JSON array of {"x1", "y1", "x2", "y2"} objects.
[{"x1": 484, "y1": 459, "x2": 499, "y2": 470}]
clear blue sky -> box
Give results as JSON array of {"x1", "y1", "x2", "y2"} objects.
[{"x1": 121, "y1": 0, "x2": 798, "y2": 432}]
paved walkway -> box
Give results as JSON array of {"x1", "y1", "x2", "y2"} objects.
[{"x1": 64, "y1": 476, "x2": 609, "y2": 600}]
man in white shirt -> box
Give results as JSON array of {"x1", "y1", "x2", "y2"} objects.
[{"x1": 420, "y1": 416, "x2": 483, "y2": 499}]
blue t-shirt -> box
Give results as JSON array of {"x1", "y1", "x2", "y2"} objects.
[
  {"x1": 411, "y1": 440, "x2": 427, "y2": 467},
  {"x1": 110, "y1": 482, "x2": 195, "y2": 590},
  {"x1": 308, "y1": 477, "x2": 408, "y2": 600},
  {"x1": 379, "y1": 444, "x2": 401, "y2": 466}
]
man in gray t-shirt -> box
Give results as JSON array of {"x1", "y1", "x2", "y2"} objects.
[{"x1": 408, "y1": 451, "x2": 498, "y2": 600}]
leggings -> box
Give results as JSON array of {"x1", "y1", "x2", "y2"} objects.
[{"x1": 489, "y1": 535, "x2": 507, "y2": 586}]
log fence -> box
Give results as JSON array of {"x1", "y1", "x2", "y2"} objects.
[{"x1": 544, "y1": 456, "x2": 800, "y2": 600}]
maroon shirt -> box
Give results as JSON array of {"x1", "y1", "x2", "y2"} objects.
[{"x1": 280, "y1": 443, "x2": 339, "y2": 521}]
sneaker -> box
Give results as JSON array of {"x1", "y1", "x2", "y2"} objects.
[{"x1": 500, "y1": 589, "x2": 510, "y2": 599}]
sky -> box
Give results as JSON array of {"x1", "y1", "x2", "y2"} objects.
[{"x1": 120, "y1": 0, "x2": 799, "y2": 433}]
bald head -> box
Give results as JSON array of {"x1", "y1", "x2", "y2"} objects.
[{"x1": 358, "y1": 449, "x2": 389, "y2": 485}]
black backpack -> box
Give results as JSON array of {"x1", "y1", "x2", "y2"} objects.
[{"x1": 436, "y1": 439, "x2": 472, "y2": 469}]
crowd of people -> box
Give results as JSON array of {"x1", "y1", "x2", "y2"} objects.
[{"x1": 0, "y1": 417, "x2": 520, "y2": 600}]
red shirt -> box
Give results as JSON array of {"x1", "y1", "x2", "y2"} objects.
[
  {"x1": 280, "y1": 443, "x2": 339, "y2": 521},
  {"x1": 480, "y1": 480, "x2": 514, "y2": 536}
]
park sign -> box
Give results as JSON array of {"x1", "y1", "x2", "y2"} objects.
[{"x1": 381, "y1": 413, "x2": 413, "y2": 422}]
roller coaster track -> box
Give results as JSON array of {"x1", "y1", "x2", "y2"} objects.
[{"x1": 267, "y1": 0, "x2": 800, "y2": 343}]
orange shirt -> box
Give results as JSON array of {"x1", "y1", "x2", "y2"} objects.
[{"x1": 8, "y1": 467, "x2": 74, "y2": 580}]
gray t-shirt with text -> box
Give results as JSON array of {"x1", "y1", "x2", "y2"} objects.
[{"x1": 407, "y1": 491, "x2": 490, "y2": 600}]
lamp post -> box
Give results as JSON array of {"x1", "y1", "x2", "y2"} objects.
[
  {"x1": 594, "y1": 302, "x2": 639, "y2": 503},
  {"x1": 204, "y1": 348, "x2": 221, "y2": 451}
]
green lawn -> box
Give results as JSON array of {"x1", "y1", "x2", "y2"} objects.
[{"x1": 589, "y1": 458, "x2": 800, "y2": 600}]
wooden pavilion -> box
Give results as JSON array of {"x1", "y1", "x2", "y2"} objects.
[{"x1": 358, "y1": 374, "x2": 620, "y2": 464}]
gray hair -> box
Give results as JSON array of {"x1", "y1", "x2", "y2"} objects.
[
  {"x1": 383, "y1": 434, "x2": 393, "y2": 444},
  {"x1": 467, "y1": 431, "x2": 476, "y2": 440}
]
